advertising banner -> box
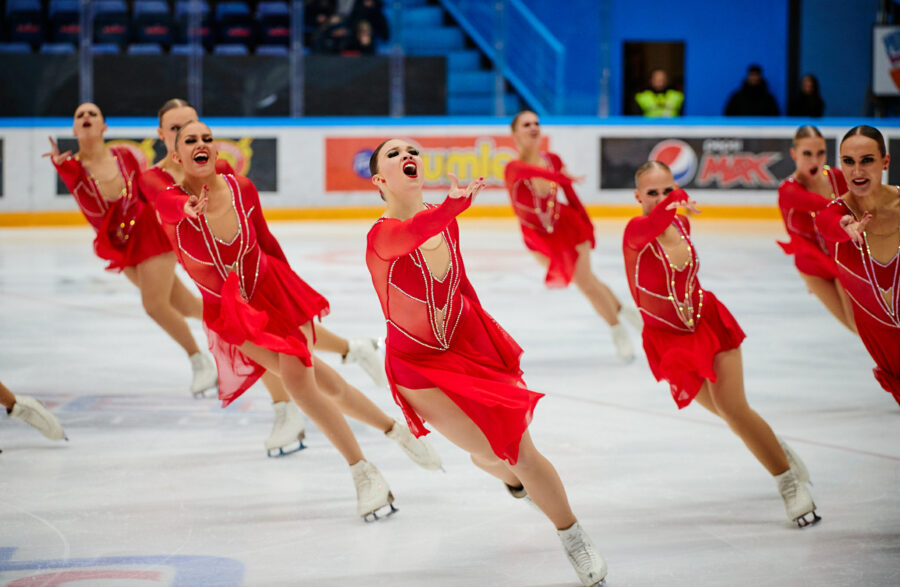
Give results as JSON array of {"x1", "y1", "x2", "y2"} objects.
[
  {"x1": 324, "y1": 135, "x2": 548, "y2": 192},
  {"x1": 55, "y1": 136, "x2": 278, "y2": 195},
  {"x1": 873, "y1": 25, "x2": 900, "y2": 97},
  {"x1": 600, "y1": 136, "x2": 834, "y2": 190},
  {"x1": 0, "y1": 139, "x2": 4, "y2": 198}
]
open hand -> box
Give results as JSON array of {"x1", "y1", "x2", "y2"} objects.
[
  {"x1": 561, "y1": 167, "x2": 585, "y2": 184},
  {"x1": 184, "y1": 185, "x2": 209, "y2": 218},
  {"x1": 42, "y1": 136, "x2": 72, "y2": 165},
  {"x1": 840, "y1": 212, "x2": 872, "y2": 245},
  {"x1": 666, "y1": 198, "x2": 701, "y2": 214},
  {"x1": 447, "y1": 173, "x2": 486, "y2": 202}
]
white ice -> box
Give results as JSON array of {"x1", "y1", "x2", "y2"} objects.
[{"x1": 1, "y1": 218, "x2": 898, "y2": 587}]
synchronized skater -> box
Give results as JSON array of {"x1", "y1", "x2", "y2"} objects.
[
  {"x1": 139, "y1": 98, "x2": 387, "y2": 456},
  {"x1": 505, "y1": 110, "x2": 641, "y2": 361},
  {"x1": 624, "y1": 160, "x2": 819, "y2": 527},
  {"x1": 815, "y1": 125, "x2": 900, "y2": 406},
  {"x1": 44, "y1": 102, "x2": 218, "y2": 399},
  {"x1": 777, "y1": 125, "x2": 856, "y2": 332},
  {"x1": 155, "y1": 120, "x2": 441, "y2": 520},
  {"x1": 22, "y1": 104, "x2": 900, "y2": 585},
  {"x1": 366, "y1": 138, "x2": 606, "y2": 586}
]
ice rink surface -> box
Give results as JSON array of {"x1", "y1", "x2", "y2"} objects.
[{"x1": 1, "y1": 217, "x2": 898, "y2": 587}]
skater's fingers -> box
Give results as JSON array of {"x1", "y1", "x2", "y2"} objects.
[{"x1": 447, "y1": 173, "x2": 460, "y2": 196}]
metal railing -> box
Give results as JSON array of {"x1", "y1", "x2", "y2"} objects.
[{"x1": 436, "y1": 0, "x2": 565, "y2": 115}]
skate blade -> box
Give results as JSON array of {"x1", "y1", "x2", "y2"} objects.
[
  {"x1": 362, "y1": 494, "x2": 397, "y2": 523},
  {"x1": 795, "y1": 510, "x2": 822, "y2": 528},
  {"x1": 266, "y1": 440, "x2": 307, "y2": 458}
]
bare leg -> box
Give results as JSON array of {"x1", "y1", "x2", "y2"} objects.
[
  {"x1": 168, "y1": 278, "x2": 203, "y2": 320},
  {"x1": 261, "y1": 371, "x2": 290, "y2": 403},
  {"x1": 570, "y1": 241, "x2": 622, "y2": 326},
  {"x1": 314, "y1": 360, "x2": 393, "y2": 431},
  {"x1": 313, "y1": 325, "x2": 351, "y2": 356},
  {"x1": 0, "y1": 380, "x2": 15, "y2": 410},
  {"x1": 397, "y1": 385, "x2": 576, "y2": 529},
  {"x1": 799, "y1": 272, "x2": 857, "y2": 334},
  {"x1": 700, "y1": 348, "x2": 789, "y2": 475},
  {"x1": 239, "y1": 333, "x2": 364, "y2": 465},
  {"x1": 531, "y1": 243, "x2": 621, "y2": 325},
  {"x1": 124, "y1": 253, "x2": 200, "y2": 356},
  {"x1": 508, "y1": 432, "x2": 577, "y2": 530},
  {"x1": 835, "y1": 280, "x2": 858, "y2": 335}
]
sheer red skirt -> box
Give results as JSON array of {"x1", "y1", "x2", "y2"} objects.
[
  {"x1": 853, "y1": 310, "x2": 900, "y2": 406},
  {"x1": 521, "y1": 204, "x2": 594, "y2": 289},
  {"x1": 776, "y1": 235, "x2": 838, "y2": 280},
  {"x1": 202, "y1": 257, "x2": 330, "y2": 406},
  {"x1": 94, "y1": 203, "x2": 172, "y2": 272},
  {"x1": 386, "y1": 297, "x2": 543, "y2": 464},
  {"x1": 642, "y1": 291, "x2": 746, "y2": 409}
]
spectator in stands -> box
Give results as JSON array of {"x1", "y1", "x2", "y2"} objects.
[
  {"x1": 311, "y1": 13, "x2": 352, "y2": 53},
  {"x1": 787, "y1": 74, "x2": 825, "y2": 118},
  {"x1": 634, "y1": 68, "x2": 684, "y2": 118},
  {"x1": 345, "y1": 20, "x2": 376, "y2": 55},
  {"x1": 349, "y1": 0, "x2": 389, "y2": 43},
  {"x1": 724, "y1": 64, "x2": 780, "y2": 116},
  {"x1": 305, "y1": 0, "x2": 337, "y2": 45}
]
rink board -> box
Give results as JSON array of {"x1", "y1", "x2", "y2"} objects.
[{"x1": 1, "y1": 116, "x2": 899, "y2": 223}]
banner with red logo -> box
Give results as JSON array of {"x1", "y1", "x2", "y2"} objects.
[
  {"x1": 874, "y1": 25, "x2": 900, "y2": 96},
  {"x1": 55, "y1": 137, "x2": 278, "y2": 195},
  {"x1": 324, "y1": 135, "x2": 548, "y2": 192},
  {"x1": 599, "y1": 136, "x2": 834, "y2": 190}
]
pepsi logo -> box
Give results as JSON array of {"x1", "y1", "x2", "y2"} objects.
[
  {"x1": 353, "y1": 149, "x2": 374, "y2": 178},
  {"x1": 649, "y1": 139, "x2": 698, "y2": 185}
]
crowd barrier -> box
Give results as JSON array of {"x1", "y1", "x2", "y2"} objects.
[{"x1": 2, "y1": 116, "x2": 899, "y2": 225}]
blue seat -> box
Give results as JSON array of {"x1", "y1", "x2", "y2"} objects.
[
  {"x1": 256, "y1": 1, "x2": 289, "y2": 46},
  {"x1": 256, "y1": 44, "x2": 288, "y2": 56},
  {"x1": 0, "y1": 42, "x2": 34, "y2": 53},
  {"x1": 6, "y1": 0, "x2": 45, "y2": 47},
  {"x1": 48, "y1": 0, "x2": 80, "y2": 44},
  {"x1": 133, "y1": 0, "x2": 173, "y2": 46},
  {"x1": 403, "y1": 27, "x2": 463, "y2": 55},
  {"x1": 213, "y1": 43, "x2": 249, "y2": 55},
  {"x1": 91, "y1": 42, "x2": 121, "y2": 54},
  {"x1": 94, "y1": 0, "x2": 130, "y2": 45},
  {"x1": 174, "y1": 0, "x2": 213, "y2": 47},
  {"x1": 127, "y1": 42, "x2": 163, "y2": 54},
  {"x1": 216, "y1": 2, "x2": 255, "y2": 47},
  {"x1": 170, "y1": 42, "x2": 206, "y2": 55},
  {"x1": 40, "y1": 42, "x2": 77, "y2": 53}
]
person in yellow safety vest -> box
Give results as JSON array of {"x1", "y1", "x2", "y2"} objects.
[{"x1": 635, "y1": 69, "x2": 684, "y2": 118}]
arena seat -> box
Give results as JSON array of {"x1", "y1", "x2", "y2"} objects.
[
  {"x1": 40, "y1": 41, "x2": 76, "y2": 53},
  {"x1": 256, "y1": 1, "x2": 290, "y2": 46},
  {"x1": 216, "y1": 2, "x2": 255, "y2": 47},
  {"x1": 48, "y1": 0, "x2": 80, "y2": 45},
  {"x1": 0, "y1": 41, "x2": 34, "y2": 53},
  {"x1": 213, "y1": 43, "x2": 250, "y2": 55},
  {"x1": 93, "y1": 0, "x2": 130, "y2": 46},
  {"x1": 133, "y1": 0, "x2": 173, "y2": 47},
  {"x1": 6, "y1": 0, "x2": 45, "y2": 47},
  {"x1": 127, "y1": 42, "x2": 164, "y2": 54},
  {"x1": 174, "y1": 0, "x2": 213, "y2": 48}
]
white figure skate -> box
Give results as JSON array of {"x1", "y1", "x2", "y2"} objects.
[
  {"x1": 385, "y1": 420, "x2": 442, "y2": 471},
  {"x1": 189, "y1": 352, "x2": 218, "y2": 398},
  {"x1": 775, "y1": 469, "x2": 820, "y2": 528},
  {"x1": 342, "y1": 337, "x2": 388, "y2": 388},
  {"x1": 778, "y1": 437, "x2": 810, "y2": 484},
  {"x1": 350, "y1": 460, "x2": 397, "y2": 522},
  {"x1": 558, "y1": 522, "x2": 608, "y2": 586},
  {"x1": 610, "y1": 323, "x2": 635, "y2": 363},
  {"x1": 618, "y1": 305, "x2": 643, "y2": 330},
  {"x1": 265, "y1": 401, "x2": 306, "y2": 457},
  {"x1": 9, "y1": 396, "x2": 67, "y2": 441}
]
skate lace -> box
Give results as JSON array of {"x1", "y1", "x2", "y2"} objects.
[
  {"x1": 779, "y1": 474, "x2": 798, "y2": 501},
  {"x1": 563, "y1": 531, "x2": 595, "y2": 572}
]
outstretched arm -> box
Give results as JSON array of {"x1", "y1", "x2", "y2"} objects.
[
  {"x1": 780, "y1": 181, "x2": 831, "y2": 213},
  {"x1": 815, "y1": 200, "x2": 866, "y2": 244},
  {"x1": 623, "y1": 189, "x2": 694, "y2": 250},
  {"x1": 155, "y1": 185, "x2": 195, "y2": 225},
  {"x1": 505, "y1": 159, "x2": 573, "y2": 187},
  {"x1": 369, "y1": 176, "x2": 484, "y2": 260}
]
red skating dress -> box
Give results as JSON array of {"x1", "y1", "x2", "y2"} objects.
[
  {"x1": 816, "y1": 197, "x2": 900, "y2": 405},
  {"x1": 139, "y1": 158, "x2": 235, "y2": 211},
  {"x1": 156, "y1": 174, "x2": 330, "y2": 406},
  {"x1": 623, "y1": 190, "x2": 746, "y2": 408},
  {"x1": 505, "y1": 153, "x2": 596, "y2": 288},
  {"x1": 53, "y1": 147, "x2": 171, "y2": 271},
  {"x1": 776, "y1": 166, "x2": 847, "y2": 279},
  {"x1": 366, "y1": 195, "x2": 543, "y2": 464}
]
